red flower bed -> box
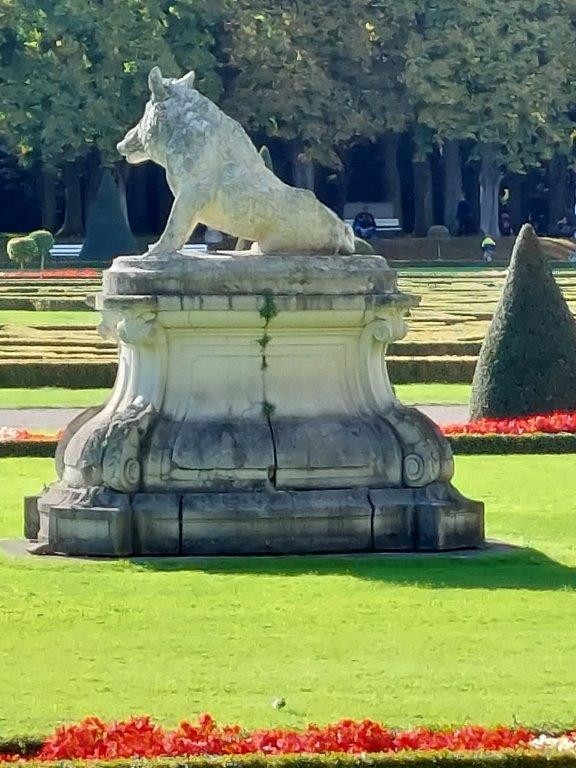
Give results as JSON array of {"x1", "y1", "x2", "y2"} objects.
[
  {"x1": 443, "y1": 411, "x2": 576, "y2": 436},
  {"x1": 0, "y1": 428, "x2": 60, "y2": 443},
  {"x1": 0, "y1": 716, "x2": 537, "y2": 762},
  {"x1": 0, "y1": 268, "x2": 99, "y2": 279}
]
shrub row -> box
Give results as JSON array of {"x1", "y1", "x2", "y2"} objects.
[
  {"x1": 0, "y1": 736, "x2": 43, "y2": 758},
  {"x1": 0, "y1": 359, "x2": 476, "y2": 388},
  {"x1": 0, "y1": 441, "x2": 57, "y2": 458},
  {"x1": 0, "y1": 361, "x2": 116, "y2": 388},
  {"x1": 0, "y1": 752, "x2": 575, "y2": 768},
  {"x1": 390, "y1": 342, "x2": 481, "y2": 357},
  {"x1": 2, "y1": 433, "x2": 576, "y2": 458},
  {"x1": 0, "y1": 298, "x2": 91, "y2": 311},
  {"x1": 447, "y1": 433, "x2": 576, "y2": 454},
  {"x1": 388, "y1": 357, "x2": 476, "y2": 384}
]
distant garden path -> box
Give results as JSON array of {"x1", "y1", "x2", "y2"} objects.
[{"x1": 0, "y1": 405, "x2": 470, "y2": 430}]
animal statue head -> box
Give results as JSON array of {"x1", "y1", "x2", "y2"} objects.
[{"x1": 117, "y1": 67, "x2": 196, "y2": 167}]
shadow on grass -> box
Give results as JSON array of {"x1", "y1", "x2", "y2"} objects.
[{"x1": 132, "y1": 547, "x2": 576, "y2": 592}]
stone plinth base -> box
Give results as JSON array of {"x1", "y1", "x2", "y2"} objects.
[
  {"x1": 35, "y1": 484, "x2": 483, "y2": 557},
  {"x1": 30, "y1": 251, "x2": 484, "y2": 556}
]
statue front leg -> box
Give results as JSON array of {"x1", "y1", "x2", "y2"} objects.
[{"x1": 147, "y1": 190, "x2": 206, "y2": 256}]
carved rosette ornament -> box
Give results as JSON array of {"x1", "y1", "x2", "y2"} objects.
[{"x1": 29, "y1": 252, "x2": 484, "y2": 557}]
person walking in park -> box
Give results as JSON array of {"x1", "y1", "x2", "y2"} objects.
[{"x1": 481, "y1": 235, "x2": 496, "y2": 262}]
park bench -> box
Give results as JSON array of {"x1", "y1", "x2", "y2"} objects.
[
  {"x1": 49, "y1": 243, "x2": 208, "y2": 259},
  {"x1": 344, "y1": 217, "x2": 402, "y2": 233},
  {"x1": 343, "y1": 201, "x2": 402, "y2": 235}
]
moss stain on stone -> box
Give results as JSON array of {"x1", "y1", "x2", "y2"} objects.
[{"x1": 259, "y1": 292, "x2": 278, "y2": 324}]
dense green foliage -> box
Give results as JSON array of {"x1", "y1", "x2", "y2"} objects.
[
  {"x1": 470, "y1": 225, "x2": 576, "y2": 418},
  {"x1": 6, "y1": 236, "x2": 38, "y2": 269},
  {"x1": 1, "y1": 0, "x2": 575, "y2": 236},
  {"x1": 449, "y1": 433, "x2": 576, "y2": 454},
  {"x1": 29, "y1": 229, "x2": 53, "y2": 270}
]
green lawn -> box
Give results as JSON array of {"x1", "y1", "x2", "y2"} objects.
[
  {"x1": 1, "y1": 456, "x2": 576, "y2": 734},
  {"x1": 395, "y1": 384, "x2": 470, "y2": 405},
  {"x1": 0, "y1": 310, "x2": 96, "y2": 327},
  {"x1": 0, "y1": 388, "x2": 110, "y2": 408}
]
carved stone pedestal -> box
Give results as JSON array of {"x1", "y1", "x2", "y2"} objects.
[{"x1": 31, "y1": 251, "x2": 484, "y2": 556}]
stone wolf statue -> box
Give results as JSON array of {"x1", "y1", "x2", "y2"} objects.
[{"x1": 117, "y1": 67, "x2": 356, "y2": 256}]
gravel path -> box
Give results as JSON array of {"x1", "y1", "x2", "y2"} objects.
[{"x1": 0, "y1": 404, "x2": 470, "y2": 430}]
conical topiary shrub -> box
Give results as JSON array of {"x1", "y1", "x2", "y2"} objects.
[
  {"x1": 469, "y1": 223, "x2": 576, "y2": 419},
  {"x1": 80, "y1": 169, "x2": 137, "y2": 262}
]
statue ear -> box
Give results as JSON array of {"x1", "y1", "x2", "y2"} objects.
[
  {"x1": 178, "y1": 70, "x2": 196, "y2": 89},
  {"x1": 148, "y1": 66, "x2": 168, "y2": 101}
]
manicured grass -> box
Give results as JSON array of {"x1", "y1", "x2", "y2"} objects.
[
  {"x1": 0, "y1": 310, "x2": 96, "y2": 327},
  {"x1": 0, "y1": 388, "x2": 110, "y2": 408},
  {"x1": 394, "y1": 384, "x2": 470, "y2": 405},
  {"x1": 1, "y1": 456, "x2": 576, "y2": 733}
]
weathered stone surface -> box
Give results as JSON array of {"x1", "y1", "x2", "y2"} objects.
[
  {"x1": 370, "y1": 489, "x2": 416, "y2": 550},
  {"x1": 46, "y1": 505, "x2": 133, "y2": 556},
  {"x1": 141, "y1": 418, "x2": 274, "y2": 492},
  {"x1": 415, "y1": 484, "x2": 485, "y2": 550},
  {"x1": 104, "y1": 252, "x2": 399, "y2": 299},
  {"x1": 116, "y1": 67, "x2": 355, "y2": 256},
  {"x1": 182, "y1": 488, "x2": 372, "y2": 554},
  {"x1": 23, "y1": 495, "x2": 40, "y2": 540},
  {"x1": 272, "y1": 416, "x2": 403, "y2": 489},
  {"x1": 32, "y1": 248, "x2": 484, "y2": 556},
  {"x1": 132, "y1": 493, "x2": 180, "y2": 555}
]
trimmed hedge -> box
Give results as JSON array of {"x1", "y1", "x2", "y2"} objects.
[
  {"x1": 390, "y1": 343, "x2": 481, "y2": 357},
  {"x1": 0, "y1": 440, "x2": 57, "y2": 458},
  {"x1": 0, "y1": 297, "x2": 90, "y2": 311},
  {"x1": 0, "y1": 361, "x2": 116, "y2": 388},
  {"x1": 2, "y1": 433, "x2": 576, "y2": 458},
  {"x1": 0, "y1": 735, "x2": 43, "y2": 758},
  {"x1": 470, "y1": 225, "x2": 576, "y2": 419},
  {"x1": 0, "y1": 359, "x2": 475, "y2": 388},
  {"x1": 0, "y1": 753, "x2": 575, "y2": 768},
  {"x1": 448, "y1": 433, "x2": 576, "y2": 454},
  {"x1": 388, "y1": 357, "x2": 476, "y2": 384}
]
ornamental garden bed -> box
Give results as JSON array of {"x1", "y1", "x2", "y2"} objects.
[
  {"x1": 3, "y1": 412, "x2": 576, "y2": 457},
  {"x1": 0, "y1": 716, "x2": 574, "y2": 763},
  {"x1": 0, "y1": 269, "x2": 100, "y2": 279}
]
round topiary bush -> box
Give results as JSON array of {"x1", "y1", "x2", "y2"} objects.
[
  {"x1": 7, "y1": 236, "x2": 39, "y2": 270},
  {"x1": 29, "y1": 229, "x2": 55, "y2": 270}
]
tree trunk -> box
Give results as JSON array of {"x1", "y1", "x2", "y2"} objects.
[
  {"x1": 125, "y1": 163, "x2": 149, "y2": 234},
  {"x1": 382, "y1": 131, "x2": 403, "y2": 226},
  {"x1": 40, "y1": 165, "x2": 59, "y2": 232},
  {"x1": 290, "y1": 144, "x2": 315, "y2": 190},
  {"x1": 57, "y1": 159, "x2": 84, "y2": 237},
  {"x1": 443, "y1": 139, "x2": 462, "y2": 231},
  {"x1": 479, "y1": 143, "x2": 502, "y2": 239},
  {"x1": 413, "y1": 155, "x2": 433, "y2": 237},
  {"x1": 548, "y1": 154, "x2": 568, "y2": 231},
  {"x1": 464, "y1": 160, "x2": 481, "y2": 233},
  {"x1": 507, "y1": 173, "x2": 524, "y2": 234},
  {"x1": 334, "y1": 157, "x2": 351, "y2": 218}
]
